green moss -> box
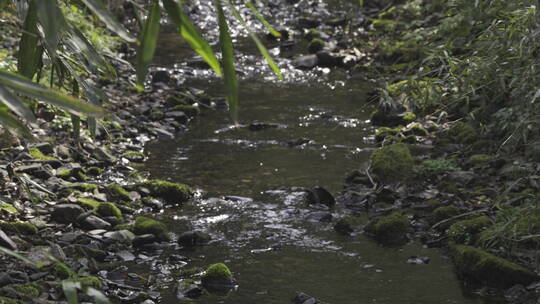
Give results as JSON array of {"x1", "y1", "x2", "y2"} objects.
[
  {"x1": 66, "y1": 276, "x2": 101, "y2": 289},
  {"x1": 308, "y1": 38, "x2": 325, "y2": 53},
  {"x1": 133, "y1": 216, "x2": 169, "y2": 240},
  {"x1": 375, "y1": 127, "x2": 401, "y2": 142},
  {"x1": 96, "y1": 202, "x2": 122, "y2": 220},
  {"x1": 203, "y1": 263, "x2": 232, "y2": 279},
  {"x1": 365, "y1": 212, "x2": 409, "y2": 245},
  {"x1": 0, "y1": 221, "x2": 38, "y2": 235},
  {"x1": 28, "y1": 147, "x2": 56, "y2": 161},
  {"x1": 0, "y1": 202, "x2": 18, "y2": 215},
  {"x1": 402, "y1": 112, "x2": 416, "y2": 122},
  {"x1": 452, "y1": 245, "x2": 538, "y2": 288},
  {"x1": 446, "y1": 122, "x2": 477, "y2": 144},
  {"x1": 370, "y1": 143, "x2": 414, "y2": 183},
  {"x1": 138, "y1": 179, "x2": 192, "y2": 204},
  {"x1": 66, "y1": 183, "x2": 98, "y2": 193},
  {"x1": 305, "y1": 28, "x2": 320, "y2": 40},
  {"x1": 53, "y1": 262, "x2": 75, "y2": 279},
  {"x1": 466, "y1": 154, "x2": 492, "y2": 168},
  {"x1": 0, "y1": 296, "x2": 22, "y2": 304},
  {"x1": 122, "y1": 151, "x2": 145, "y2": 162},
  {"x1": 86, "y1": 166, "x2": 104, "y2": 176},
  {"x1": 165, "y1": 95, "x2": 190, "y2": 107},
  {"x1": 449, "y1": 216, "x2": 492, "y2": 245},
  {"x1": 113, "y1": 223, "x2": 132, "y2": 231},
  {"x1": 432, "y1": 206, "x2": 461, "y2": 223},
  {"x1": 12, "y1": 283, "x2": 41, "y2": 298},
  {"x1": 106, "y1": 183, "x2": 131, "y2": 201},
  {"x1": 414, "y1": 158, "x2": 458, "y2": 178},
  {"x1": 76, "y1": 198, "x2": 100, "y2": 210},
  {"x1": 171, "y1": 105, "x2": 201, "y2": 117}
]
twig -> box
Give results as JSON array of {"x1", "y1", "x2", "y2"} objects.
[{"x1": 431, "y1": 207, "x2": 490, "y2": 230}]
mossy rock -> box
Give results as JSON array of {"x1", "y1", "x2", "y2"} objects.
[
  {"x1": 11, "y1": 283, "x2": 42, "y2": 298},
  {"x1": 446, "y1": 122, "x2": 477, "y2": 144},
  {"x1": 375, "y1": 127, "x2": 401, "y2": 142},
  {"x1": 137, "y1": 179, "x2": 192, "y2": 204},
  {"x1": 53, "y1": 262, "x2": 75, "y2": 279},
  {"x1": 414, "y1": 158, "x2": 458, "y2": 178},
  {"x1": 122, "y1": 151, "x2": 145, "y2": 163},
  {"x1": 56, "y1": 168, "x2": 87, "y2": 182},
  {"x1": 308, "y1": 38, "x2": 325, "y2": 53},
  {"x1": 106, "y1": 183, "x2": 131, "y2": 201},
  {"x1": 370, "y1": 143, "x2": 414, "y2": 183},
  {"x1": 0, "y1": 202, "x2": 18, "y2": 215},
  {"x1": 448, "y1": 216, "x2": 491, "y2": 245},
  {"x1": 96, "y1": 202, "x2": 122, "y2": 220},
  {"x1": 65, "y1": 276, "x2": 102, "y2": 289},
  {"x1": 201, "y1": 263, "x2": 235, "y2": 292},
  {"x1": 0, "y1": 221, "x2": 38, "y2": 235},
  {"x1": 451, "y1": 245, "x2": 539, "y2": 288},
  {"x1": 365, "y1": 212, "x2": 409, "y2": 245},
  {"x1": 0, "y1": 296, "x2": 22, "y2": 304},
  {"x1": 76, "y1": 198, "x2": 100, "y2": 210},
  {"x1": 466, "y1": 154, "x2": 492, "y2": 168},
  {"x1": 64, "y1": 183, "x2": 98, "y2": 193},
  {"x1": 204, "y1": 263, "x2": 232, "y2": 279},
  {"x1": 334, "y1": 216, "x2": 357, "y2": 235},
  {"x1": 133, "y1": 216, "x2": 169, "y2": 241},
  {"x1": 305, "y1": 28, "x2": 320, "y2": 40},
  {"x1": 28, "y1": 147, "x2": 57, "y2": 161},
  {"x1": 171, "y1": 105, "x2": 200, "y2": 117},
  {"x1": 165, "y1": 95, "x2": 190, "y2": 107},
  {"x1": 431, "y1": 206, "x2": 461, "y2": 224},
  {"x1": 85, "y1": 166, "x2": 104, "y2": 176}
]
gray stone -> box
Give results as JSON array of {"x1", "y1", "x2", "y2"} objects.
[
  {"x1": 81, "y1": 215, "x2": 111, "y2": 230},
  {"x1": 51, "y1": 204, "x2": 85, "y2": 224},
  {"x1": 104, "y1": 230, "x2": 135, "y2": 243},
  {"x1": 0, "y1": 229, "x2": 17, "y2": 250}
]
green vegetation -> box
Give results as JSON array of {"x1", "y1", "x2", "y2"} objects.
[
  {"x1": 0, "y1": 221, "x2": 38, "y2": 235},
  {"x1": 370, "y1": 143, "x2": 414, "y2": 183},
  {"x1": 171, "y1": 105, "x2": 201, "y2": 117},
  {"x1": 65, "y1": 276, "x2": 102, "y2": 289},
  {"x1": 53, "y1": 262, "x2": 75, "y2": 279},
  {"x1": 203, "y1": 263, "x2": 232, "y2": 279},
  {"x1": 133, "y1": 216, "x2": 169, "y2": 241},
  {"x1": 0, "y1": 202, "x2": 18, "y2": 214},
  {"x1": 308, "y1": 38, "x2": 325, "y2": 53},
  {"x1": 96, "y1": 202, "x2": 123, "y2": 220},
  {"x1": 414, "y1": 159, "x2": 458, "y2": 178},
  {"x1": 137, "y1": 179, "x2": 192, "y2": 204},
  {"x1": 106, "y1": 183, "x2": 131, "y2": 201},
  {"x1": 431, "y1": 206, "x2": 461, "y2": 224},
  {"x1": 28, "y1": 147, "x2": 56, "y2": 161},
  {"x1": 365, "y1": 212, "x2": 409, "y2": 245},
  {"x1": 449, "y1": 216, "x2": 492, "y2": 245},
  {"x1": 11, "y1": 283, "x2": 41, "y2": 298}
]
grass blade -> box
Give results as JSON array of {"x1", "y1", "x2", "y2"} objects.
[
  {"x1": 244, "y1": 1, "x2": 281, "y2": 38},
  {"x1": 35, "y1": 0, "x2": 67, "y2": 56},
  {"x1": 0, "y1": 85, "x2": 36, "y2": 122},
  {"x1": 62, "y1": 281, "x2": 80, "y2": 304},
  {"x1": 0, "y1": 246, "x2": 35, "y2": 264},
  {"x1": 162, "y1": 0, "x2": 222, "y2": 76},
  {"x1": 215, "y1": 0, "x2": 239, "y2": 124},
  {"x1": 227, "y1": 1, "x2": 282, "y2": 80},
  {"x1": 81, "y1": 0, "x2": 136, "y2": 43},
  {"x1": 135, "y1": 0, "x2": 161, "y2": 91},
  {"x1": 17, "y1": 0, "x2": 40, "y2": 79},
  {"x1": 0, "y1": 69, "x2": 105, "y2": 117},
  {"x1": 0, "y1": 106, "x2": 33, "y2": 139}
]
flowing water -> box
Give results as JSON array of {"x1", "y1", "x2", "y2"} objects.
[{"x1": 139, "y1": 1, "x2": 497, "y2": 302}]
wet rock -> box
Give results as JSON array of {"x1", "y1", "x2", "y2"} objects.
[
  {"x1": 104, "y1": 230, "x2": 135, "y2": 243},
  {"x1": 297, "y1": 17, "x2": 321, "y2": 29},
  {"x1": 178, "y1": 231, "x2": 211, "y2": 247},
  {"x1": 151, "y1": 70, "x2": 170, "y2": 84},
  {"x1": 293, "y1": 292, "x2": 318, "y2": 304},
  {"x1": 364, "y1": 212, "x2": 409, "y2": 245},
  {"x1": 80, "y1": 215, "x2": 112, "y2": 230},
  {"x1": 446, "y1": 171, "x2": 475, "y2": 185},
  {"x1": 306, "y1": 186, "x2": 335, "y2": 207},
  {"x1": 334, "y1": 217, "x2": 355, "y2": 235},
  {"x1": 406, "y1": 256, "x2": 430, "y2": 265},
  {"x1": 165, "y1": 111, "x2": 188, "y2": 124},
  {"x1": 370, "y1": 107, "x2": 408, "y2": 127},
  {"x1": 0, "y1": 229, "x2": 17, "y2": 250},
  {"x1": 30, "y1": 142, "x2": 54, "y2": 154},
  {"x1": 293, "y1": 55, "x2": 318, "y2": 69},
  {"x1": 177, "y1": 281, "x2": 203, "y2": 299},
  {"x1": 201, "y1": 263, "x2": 236, "y2": 293},
  {"x1": 91, "y1": 147, "x2": 116, "y2": 164},
  {"x1": 306, "y1": 211, "x2": 333, "y2": 222},
  {"x1": 248, "y1": 122, "x2": 283, "y2": 131},
  {"x1": 132, "y1": 234, "x2": 157, "y2": 247},
  {"x1": 116, "y1": 250, "x2": 136, "y2": 261},
  {"x1": 316, "y1": 51, "x2": 344, "y2": 67},
  {"x1": 505, "y1": 284, "x2": 535, "y2": 304},
  {"x1": 51, "y1": 204, "x2": 85, "y2": 224}
]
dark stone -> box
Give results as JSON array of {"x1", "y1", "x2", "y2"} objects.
[
  {"x1": 178, "y1": 231, "x2": 211, "y2": 247},
  {"x1": 177, "y1": 282, "x2": 203, "y2": 299},
  {"x1": 151, "y1": 70, "x2": 170, "y2": 84},
  {"x1": 51, "y1": 204, "x2": 85, "y2": 224},
  {"x1": 132, "y1": 234, "x2": 157, "y2": 247},
  {"x1": 80, "y1": 215, "x2": 112, "y2": 230},
  {"x1": 30, "y1": 142, "x2": 54, "y2": 154},
  {"x1": 406, "y1": 256, "x2": 430, "y2": 265},
  {"x1": 248, "y1": 122, "x2": 283, "y2": 131},
  {"x1": 293, "y1": 292, "x2": 318, "y2": 304},
  {"x1": 316, "y1": 52, "x2": 344, "y2": 67},
  {"x1": 32, "y1": 165, "x2": 54, "y2": 179},
  {"x1": 201, "y1": 275, "x2": 236, "y2": 293},
  {"x1": 306, "y1": 211, "x2": 333, "y2": 222},
  {"x1": 165, "y1": 111, "x2": 188, "y2": 124},
  {"x1": 326, "y1": 17, "x2": 348, "y2": 27},
  {"x1": 505, "y1": 284, "x2": 535, "y2": 304},
  {"x1": 292, "y1": 55, "x2": 318, "y2": 69},
  {"x1": 306, "y1": 186, "x2": 335, "y2": 207},
  {"x1": 370, "y1": 108, "x2": 407, "y2": 127},
  {"x1": 15, "y1": 163, "x2": 42, "y2": 174},
  {"x1": 297, "y1": 17, "x2": 321, "y2": 29},
  {"x1": 0, "y1": 229, "x2": 17, "y2": 250}
]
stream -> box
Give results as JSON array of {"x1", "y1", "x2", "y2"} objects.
[{"x1": 138, "y1": 1, "x2": 494, "y2": 303}]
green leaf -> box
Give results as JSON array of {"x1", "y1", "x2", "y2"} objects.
[
  {"x1": 80, "y1": 0, "x2": 137, "y2": 43},
  {"x1": 0, "y1": 85, "x2": 36, "y2": 122},
  {"x1": 162, "y1": 0, "x2": 222, "y2": 76},
  {"x1": 227, "y1": 1, "x2": 282, "y2": 80},
  {"x1": 135, "y1": 0, "x2": 161, "y2": 91},
  {"x1": 85, "y1": 287, "x2": 111, "y2": 304},
  {"x1": 62, "y1": 281, "x2": 80, "y2": 304},
  {"x1": 0, "y1": 0, "x2": 8, "y2": 10},
  {"x1": 65, "y1": 26, "x2": 115, "y2": 75},
  {"x1": 244, "y1": 1, "x2": 281, "y2": 38},
  {"x1": 0, "y1": 69, "x2": 105, "y2": 117},
  {"x1": 35, "y1": 0, "x2": 67, "y2": 56},
  {"x1": 0, "y1": 246, "x2": 35, "y2": 265},
  {"x1": 216, "y1": 0, "x2": 239, "y2": 124},
  {"x1": 17, "y1": 0, "x2": 40, "y2": 79},
  {"x1": 0, "y1": 105, "x2": 33, "y2": 139}
]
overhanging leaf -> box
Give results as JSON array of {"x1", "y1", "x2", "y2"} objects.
[
  {"x1": 0, "y1": 105, "x2": 33, "y2": 139},
  {"x1": 35, "y1": 0, "x2": 67, "y2": 56},
  {"x1": 135, "y1": 0, "x2": 161, "y2": 91},
  {"x1": 244, "y1": 1, "x2": 281, "y2": 38},
  {"x1": 162, "y1": 0, "x2": 222, "y2": 76},
  {"x1": 0, "y1": 245, "x2": 35, "y2": 265},
  {"x1": 17, "y1": 0, "x2": 40, "y2": 79},
  {"x1": 0, "y1": 69, "x2": 105, "y2": 117},
  {"x1": 215, "y1": 0, "x2": 239, "y2": 124},
  {"x1": 62, "y1": 281, "x2": 80, "y2": 304},
  {"x1": 81, "y1": 0, "x2": 137, "y2": 43},
  {"x1": 0, "y1": 85, "x2": 36, "y2": 122}
]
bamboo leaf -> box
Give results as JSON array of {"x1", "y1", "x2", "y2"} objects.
[
  {"x1": 17, "y1": 0, "x2": 40, "y2": 79},
  {"x1": 80, "y1": 0, "x2": 136, "y2": 43},
  {"x1": 227, "y1": 1, "x2": 282, "y2": 80},
  {"x1": 35, "y1": 0, "x2": 67, "y2": 56},
  {"x1": 0, "y1": 246, "x2": 35, "y2": 265},
  {"x1": 162, "y1": 0, "x2": 222, "y2": 76},
  {"x1": 62, "y1": 281, "x2": 80, "y2": 304},
  {"x1": 0, "y1": 85, "x2": 36, "y2": 122},
  {"x1": 65, "y1": 26, "x2": 115, "y2": 76},
  {"x1": 0, "y1": 69, "x2": 105, "y2": 117},
  {"x1": 135, "y1": 0, "x2": 161, "y2": 91},
  {"x1": 215, "y1": 0, "x2": 239, "y2": 124},
  {"x1": 0, "y1": 106, "x2": 33, "y2": 139},
  {"x1": 244, "y1": 1, "x2": 281, "y2": 38}
]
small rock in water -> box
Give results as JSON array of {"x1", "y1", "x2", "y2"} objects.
[
  {"x1": 178, "y1": 231, "x2": 211, "y2": 247},
  {"x1": 305, "y1": 211, "x2": 333, "y2": 222},
  {"x1": 306, "y1": 186, "x2": 335, "y2": 207},
  {"x1": 406, "y1": 256, "x2": 430, "y2": 265},
  {"x1": 293, "y1": 292, "x2": 318, "y2": 304},
  {"x1": 248, "y1": 122, "x2": 284, "y2": 131},
  {"x1": 292, "y1": 55, "x2": 318, "y2": 69}
]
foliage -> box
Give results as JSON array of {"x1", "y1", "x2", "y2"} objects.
[{"x1": 414, "y1": 158, "x2": 458, "y2": 178}]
